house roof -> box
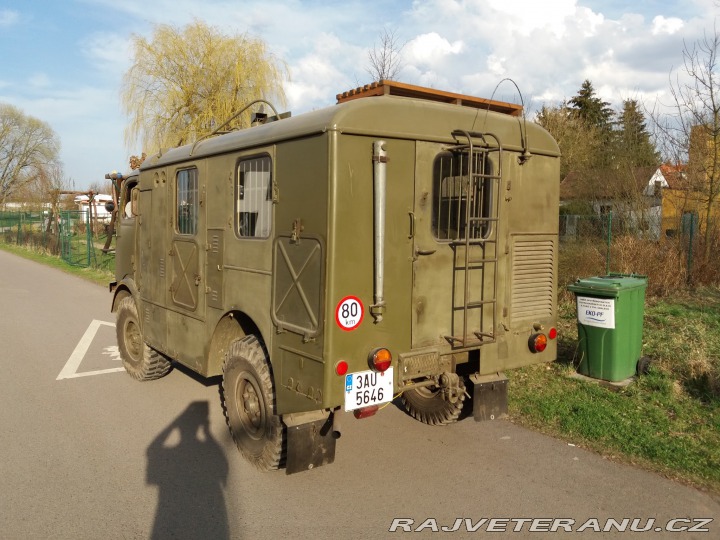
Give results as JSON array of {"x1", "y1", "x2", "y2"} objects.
[
  {"x1": 560, "y1": 166, "x2": 658, "y2": 201},
  {"x1": 560, "y1": 163, "x2": 691, "y2": 201},
  {"x1": 657, "y1": 163, "x2": 687, "y2": 189}
]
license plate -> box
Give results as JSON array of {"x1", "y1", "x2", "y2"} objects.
[{"x1": 344, "y1": 368, "x2": 394, "y2": 411}]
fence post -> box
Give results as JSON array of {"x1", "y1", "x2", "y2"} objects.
[
  {"x1": 686, "y1": 215, "x2": 694, "y2": 285},
  {"x1": 86, "y1": 209, "x2": 92, "y2": 267},
  {"x1": 606, "y1": 211, "x2": 612, "y2": 275}
]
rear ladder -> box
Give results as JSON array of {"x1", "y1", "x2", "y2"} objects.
[{"x1": 444, "y1": 130, "x2": 503, "y2": 349}]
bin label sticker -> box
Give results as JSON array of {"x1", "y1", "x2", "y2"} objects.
[{"x1": 577, "y1": 296, "x2": 615, "y2": 329}]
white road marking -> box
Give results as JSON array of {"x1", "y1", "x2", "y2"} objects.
[{"x1": 57, "y1": 319, "x2": 124, "y2": 380}]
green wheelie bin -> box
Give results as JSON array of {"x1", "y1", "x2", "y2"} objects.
[{"x1": 568, "y1": 274, "x2": 648, "y2": 382}]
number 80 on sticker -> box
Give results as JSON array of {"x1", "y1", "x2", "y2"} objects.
[{"x1": 335, "y1": 296, "x2": 364, "y2": 331}]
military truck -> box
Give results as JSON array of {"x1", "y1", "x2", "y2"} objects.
[{"x1": 110, "y1": 81, "x2": 560, "y2": 474}]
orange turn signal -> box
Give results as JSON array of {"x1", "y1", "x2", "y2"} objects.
[{"x1": 529, "y1": 333, "x2": 548, "y2": 353}]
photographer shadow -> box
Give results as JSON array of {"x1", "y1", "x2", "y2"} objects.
[{"x1": 146, "y1": 401, "x2": 229, "y2": 540}]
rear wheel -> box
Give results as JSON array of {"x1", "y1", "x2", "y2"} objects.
[
  {"x1": 222, "y1": 335, "x2": 284, "y2": 471},
  {"x1": 401, "y1": 376, "x2": 466, "y2": 426},
  {"x1": 116, "y1": 296, "x2": 172, "y2": 381}
]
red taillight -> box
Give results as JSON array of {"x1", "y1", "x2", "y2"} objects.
[
  {"x1": 529, "y1": 333, "x2": 548, "y2": 353},
  {"x1": 335, "y1": 360, "x2": 349, "y2": 376},
  {"x1": 549, "y1": 327, "x2": 557, "y2": 340},
  {"x1": 368, "y1": 348, "x2": 392, "y2": 372},
  {"x1": 353, "y1": 405, "x2": 379, "y2": 419}
]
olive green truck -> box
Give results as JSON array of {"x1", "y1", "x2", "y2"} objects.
[{"x1": 110, "y1": 81, "x2": 560, "y2": 473}]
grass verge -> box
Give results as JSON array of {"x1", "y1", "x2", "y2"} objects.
[
  {"x1": 0, "y1": 241, "x2": 113, "y2": 288},
  {"x1": 509, "y1": 293, "x2": 720, "y2": 494}
]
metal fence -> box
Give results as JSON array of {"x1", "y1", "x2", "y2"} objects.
[
  {"x1": 560, "y1": 212, "x2": 719, "y2": 290},
  {"x1": 0, "y1": 210, "x2": 115, "y2": 272},
  {"x1": 2, "y1": 208, "x2": 716, "y2": 291}
]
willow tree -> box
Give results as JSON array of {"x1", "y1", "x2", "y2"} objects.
[{"x1": 121, "y1": 20, "x2": 287, "y2": 153}]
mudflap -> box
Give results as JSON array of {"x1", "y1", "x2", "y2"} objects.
[
  {"x1": 470, "y1": 372, "x2": 508, "y2": 421},
  {"x1": 283, "y1": 411, "x2": 337, "y2": 474}
]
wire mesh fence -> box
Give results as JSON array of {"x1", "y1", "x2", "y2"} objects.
[
  {"x1": 0, "y1": 209, "x2": 115, "y2": 272},
  {"x1": 560, "y1": 212, "x2": 720, "y2": 296},
  {"x1": 2, "y1": 208, "x2": 717, "y2": 295}
]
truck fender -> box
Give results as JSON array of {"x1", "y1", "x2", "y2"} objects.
[{"x1": 110, "y1": 277, "x2": 139, "y2": 312}]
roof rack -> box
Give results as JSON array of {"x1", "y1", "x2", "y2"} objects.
[{"x1": 336, "y1": 80, "x2": 522, "y2": 117}]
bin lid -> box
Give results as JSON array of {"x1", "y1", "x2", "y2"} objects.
[{"x1": 567, "y1": 274, "x2": 647, "y2": 297}]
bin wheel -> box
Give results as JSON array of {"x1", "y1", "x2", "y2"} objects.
[{"x1": 636, "y1": 356, "x2": 652, "y2": 376}]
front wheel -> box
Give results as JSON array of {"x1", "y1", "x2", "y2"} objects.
[
  {"x1": 222, "y1": 335, "x2": 284, "y2": 471},
  {"x1": 401, "y1": 376, "x2": 466, "y2": 426},
  {"x1": 116, "y1": 296, "x2": 172, "y2": 381}
]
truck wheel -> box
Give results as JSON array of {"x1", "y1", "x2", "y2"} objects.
[
  {"x1": 222, "y1": 335, "x2": 284, "y2": 471},
  {"x1": 401, "y1": 378, "x2": 466, "y2": 426},
  {"x1": 116, "y1": 296, "x2": 172, "y2": 381}
]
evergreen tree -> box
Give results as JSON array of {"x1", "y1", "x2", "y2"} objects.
[
  {"x1": 614, "y1": 99, "x2": 660, "y2": 167},
  {"x1": 569, "y1": 80, "x2": 614, "y2": 132},
  {"x1": 568, "y1": 80, "x2": 615, "y2": 167}
]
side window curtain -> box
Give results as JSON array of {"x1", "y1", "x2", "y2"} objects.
[
  {"x1": 177, "y1": 168, "x2": 198, "y2": 235},
  {"x1": 236, "y1": 156, "x2": 272, "y2": 239}
]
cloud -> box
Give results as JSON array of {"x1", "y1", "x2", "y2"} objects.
[
  {"x1": 483, "y1": 0, "x2": 577, "y2": 38},
  {"x1": 81, "y1": 33, "x2": 134, "y2": 77},
  {"x1": 405, "y1": 32, "x2": 463, "y2": 67},
  {"x1": 652, "y1": 16, "x2": 684, "y2": 35},
  {"x1": 285, "y1": 33, "x2": 364, "y2": 110},
  {"x1": 0, "y1": 9, "x2": 19, "y2": 27},
  {"x1": 5, "y1": 0, "x2": 718, "y2": 189},
  {"x1": 28, "y1": 73, "x2": 51, "y2": 88}
]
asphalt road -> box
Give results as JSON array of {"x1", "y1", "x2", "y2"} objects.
[{"x1": 1, "y1": 249, "x2": 719, "y2": 540}]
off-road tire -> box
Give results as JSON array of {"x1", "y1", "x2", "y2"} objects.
[
  {"x1": 116, "y1": 296, "x2": 172, "y2": 381},
  {"x1": 222, "y1": 335, "x2": 284, "y2": 471},
  {"x1": 401, "y1": 377, "x2": 466, "y2": 426}
]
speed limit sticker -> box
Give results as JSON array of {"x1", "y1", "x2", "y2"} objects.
[{"x1": 335, "y1": 296, "x2": 364, "y2": 331}]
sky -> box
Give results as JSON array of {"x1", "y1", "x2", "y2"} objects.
[{"x1": 0, "y1": 0, "x2": 717, "y2": 190}]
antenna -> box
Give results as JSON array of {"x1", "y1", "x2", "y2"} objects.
[{"x1": 473, "y1": 78, "x2": 532, "y2": 164}]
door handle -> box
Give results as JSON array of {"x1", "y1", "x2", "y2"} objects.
[{"x1": 415, "y1": 247, "x2": 436, "y2": 256}]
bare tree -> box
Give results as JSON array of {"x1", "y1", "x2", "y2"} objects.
[
  {"x1": 0, "y1": 103, "x2": 61, "y2": 206},
  {"x1": 652, "y1": 27, "x2": 720, "y2": 251},
  {"x1": 535, "y1": 103, "x2": 604, "y2": 179},
  {"x1": 87, "y1": 180, "x2": 113, "y2": 195},
  {"x1": 366, "y1": 28, "x2": 404, "y2": 82}
]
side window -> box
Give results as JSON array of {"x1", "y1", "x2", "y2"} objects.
[
  {"x1": 236, "y1": 155, "x2": 272, "y2": 238},
  {"x1": 176, "y1": 168, "x2": 198, "y2": 235},
  {"x1": 122, "y1": 179, "x2": 138, "y2": 220},
  {"x1": 432, "y1": 151, "x2": 493, "y2": 241}
]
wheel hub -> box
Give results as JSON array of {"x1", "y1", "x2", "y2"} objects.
[
  {"x1": 235, "y1": 375, "x2": 265, "y2": 437},
  {"x1": 242, "y1": 385, "x2": 262, "y2": 428},
  {"x1": 125, "y1": 320, "x2": 141, "y2": 358}
]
